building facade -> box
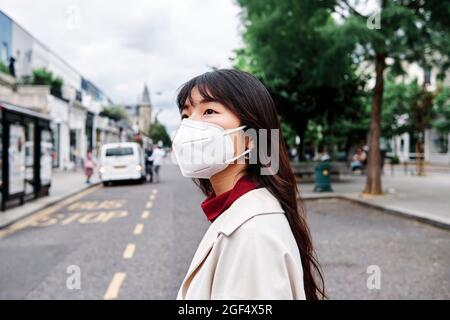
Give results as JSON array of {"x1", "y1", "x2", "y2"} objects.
[
  {"x1": 0, "y1": 10, "x2": 130, "y2": 172},
  {"x1": 386, "y1": 63, "x2": 450, "y2": 165}
]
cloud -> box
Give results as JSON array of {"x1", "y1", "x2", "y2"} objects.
[{"x1": 0, "y1": 0, "x2": 242, "y2": 132}]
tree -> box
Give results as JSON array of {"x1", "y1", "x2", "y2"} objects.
[
  {"x1": 382, "y1": 77, "x2": 435, "y2": 175},
  {"x1": 148, "y1": 121, "x2": 171, "y2": 147},
  {"x1": 336, "y1": 0, "x2": 450, "y2": 194},
  {"x1": 234, "y1": 0, "x2": 363, "y2": 161},
  {"x1": 433, "y1": 86, "x2": 450, "y2": 133}
]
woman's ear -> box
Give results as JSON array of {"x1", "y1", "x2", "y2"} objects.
[{"x1": 246, "y1": 136, "x2": 255, "y2": 151}]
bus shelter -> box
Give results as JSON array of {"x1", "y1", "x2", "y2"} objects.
[{"x1": 1, "y1": 101, "x2": 53, "y2": 211}]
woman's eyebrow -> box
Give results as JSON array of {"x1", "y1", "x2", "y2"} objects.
[{"x1": 183, "y1": 98, "x2": 208, "y2": 110}]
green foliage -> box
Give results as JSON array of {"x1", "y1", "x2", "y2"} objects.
[
  {"x1": 338, "y1": 0, "x2": 450, "y2": 142},
  {"x1": 381, "y1": 77, "x2": 420, "y2": 138},
  {"x1": 280, "y1": 120, "x2": 296, "y2": 148},
  {"x1": 234, "y1": 0, "x2": 364, "y2": 159},
  {"x1": 100, "y1": 105, "x2": 129, "y2": 122},
  {"x1": 234, "y1": 0, "x2": 450, "y2": 166},
  {"x1": 432, "y1": 86, "x2": 450, "y2": 133},
  {"x1": 338, "y1": 1, "x2": 450, "y2": 73},
  {"x1": 31, "y1": 68, "x2": 64, "y2": 98},
  {"x1": 0, "y1": 61, "x2": 10, "y2": 75},
  {"x1": 304, "y1": 120, "x2": 323, "y2": 146},
  {"x1": 148, "y1": 121, "x2": 171, "y2": 147},
  {"x1": 382, "y1": 77, "x2": 438, "y2": 140}
]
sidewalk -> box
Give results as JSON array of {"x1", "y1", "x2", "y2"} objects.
[
  {"x1": 299, "y1": 170, "x2": 450, "y2": 230},
  {"x1": 0, "y1": 170, "x2": 100, "y2": 229}
]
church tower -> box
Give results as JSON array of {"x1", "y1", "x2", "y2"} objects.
[{"x1": 137, "y1": 84, "x2": 152, "y2": 134}]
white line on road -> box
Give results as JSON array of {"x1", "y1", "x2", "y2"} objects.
[
  {"x1": 152, "y1": 189, "x2": 158, "y2": 194},
  {"x1": 123, "y1": 243, "x2": 136, "y2": 259},
  {"x1": 141, "y1": 211, "x2": 150, "y2": 219},
  {"x1": 103, "y1": 272, "x2": 126, "y2": 300},
  {"x1": 146, "y1": 201, "x2": 153, "y2": 209},
  {"x1": 133, "y1": 224, "x2": 144, "y2": 235},
  {"x1": 149, "y1": 194, "x2": 156, "y2": 200}
]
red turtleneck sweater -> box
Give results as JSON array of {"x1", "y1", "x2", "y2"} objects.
[{"x1": 201, "y1": 175, "x2": 260, "y2": 223}]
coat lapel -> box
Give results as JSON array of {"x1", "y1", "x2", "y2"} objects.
[
  {"x1": 178, "y1": 216, "x2": 223, "y2": 299},
  {"x1": 178, "y1": 187, "x2": 285, "y2": 299}
]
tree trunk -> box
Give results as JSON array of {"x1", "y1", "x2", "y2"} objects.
[
  {"x1": 364, "y1": 53, "x2": 385, "y2": 195},
  {"x1": 296, "y1": 118, "x2": 308, "y2": 161},
  {"x1": 415, "y1": 131, "x2": 425, "y2": 176}
]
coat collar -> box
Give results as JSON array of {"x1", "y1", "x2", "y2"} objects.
[{"x1": 178, "y1": 187, "x2": 285, "y2": 298}]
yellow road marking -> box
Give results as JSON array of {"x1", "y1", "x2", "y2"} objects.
[
  {"x1": 133, "y1": 224, "x2": 144, "y2": 235},
  {"x1": 0, "y1": 185, "x2": 101, "y2": 239},
  {"x1": 78, "y1": 212, "x2": 104, "y2": 224},
  {"x1": 145, "y1": 201, "x2": 153, "y2": 209},
  {"x1": 103, "y1": 272, "x2": 126, "y2": 300},
  {"x1": 141, "y1": 211, "x2": 150, "y2": 219},
  {"x1": 68, "y1": 200, "x2": 125, "y2": 211},
  {"x1": 29, "y1": 210, "x2": 129, "y2": 227},
  {"x1": 95, "y1": 211, "x2": 128, "y2": 223},
  {"x1": 123, "y1": 243, "x2": 136, "y2": 259},
  {"x1": 60, "y1": 213, "x2": 83, "y2": 225}
]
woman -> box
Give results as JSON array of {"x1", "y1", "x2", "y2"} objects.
[
  {"x1": 84, "y1": 147, "x2": 95, "y2": 184},
  {"x1": 172, "y1": 69, "x2": 325, "y2": 300}
]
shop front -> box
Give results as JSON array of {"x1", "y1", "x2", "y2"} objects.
[{"x1": 0, "y1": 101, "x2": 52, "y2": 211}]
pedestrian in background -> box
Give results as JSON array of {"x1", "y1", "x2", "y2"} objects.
[
  {"x1": 145, "y1": 144, "x2": 154, "y2": 183},
  {"x1": 350, "y1": 147, "x2": 366, "y2": 173},
  {"x1": 84, "y1": 147, "x2": 95, "y2": 184},
  {"x1": 149, "y1": 141, "x2": 165, "y2": 183}
]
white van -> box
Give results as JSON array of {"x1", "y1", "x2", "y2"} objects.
[{"x1": 99, "y1": 142, "x2": 146, "y2": 186}]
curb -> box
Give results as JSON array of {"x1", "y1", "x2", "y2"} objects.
[
  {"x1": 0, "y1": 181, "x2": 101, "y2": 229},
  {"x1": 301, "y1": 193, "x2": 450, "y2": 231}
]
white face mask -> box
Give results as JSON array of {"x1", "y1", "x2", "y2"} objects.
[{"x1": 172, "y1": 118, "x2": 251, "y2": 179}]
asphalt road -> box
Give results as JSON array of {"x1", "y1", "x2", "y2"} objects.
[
  {"x1": 0, "y1": 164, "x2": 209, "y2": 299},
  {"x1": 305, "y1": 198, "x2": 450, "y2": 299},
  {"x1": 0, "y1": 164, "x2": 448, "y2": 299}
]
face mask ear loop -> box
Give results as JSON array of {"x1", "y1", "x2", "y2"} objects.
[
  {"x1": 223, "y1": 125, "x2": 246, "y2": 136},
  {"x1": 224, "y1": 148, "x2": 252, "y2": 164}
]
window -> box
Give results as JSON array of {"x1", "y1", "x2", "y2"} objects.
[
  {"x1": 431, "y1": 131, "x2": 449, "y2": 154},
  {"x1": 40, "y1": 129, "x2": 52, "y2": 186},
  {"x1": 105, "y1": 147, "x2": 134, "y2": 157},
  {"x1": 1, "y1": 42, "x2": 8, "y2": 62},
  {"x1": 24, "y1": 121, "x2": 35, "y2": 196},
  {"x1": 50, "y1": 122, "x2": 59, "y2": 168}
]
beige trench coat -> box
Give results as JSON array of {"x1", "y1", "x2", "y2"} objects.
[{"x1": 176, "y1": 187, "x2": 306, "y2": 300}]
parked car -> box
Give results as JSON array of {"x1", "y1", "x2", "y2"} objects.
[{"x1": 99, "y1": 142, "x2": 146, "y2": 186}]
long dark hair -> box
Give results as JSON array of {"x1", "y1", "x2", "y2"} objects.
[{"x1": 176, "y1": 69, "x2": 325, "y2": 299}]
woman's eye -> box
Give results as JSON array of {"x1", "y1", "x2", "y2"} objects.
[{"x1": 204, "y1": 109, "x2": 217, "y2": 115}]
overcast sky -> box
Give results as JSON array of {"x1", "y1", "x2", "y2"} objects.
[{"x1": 1, "y1": 0, "x2": 243, "y2": 133}]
